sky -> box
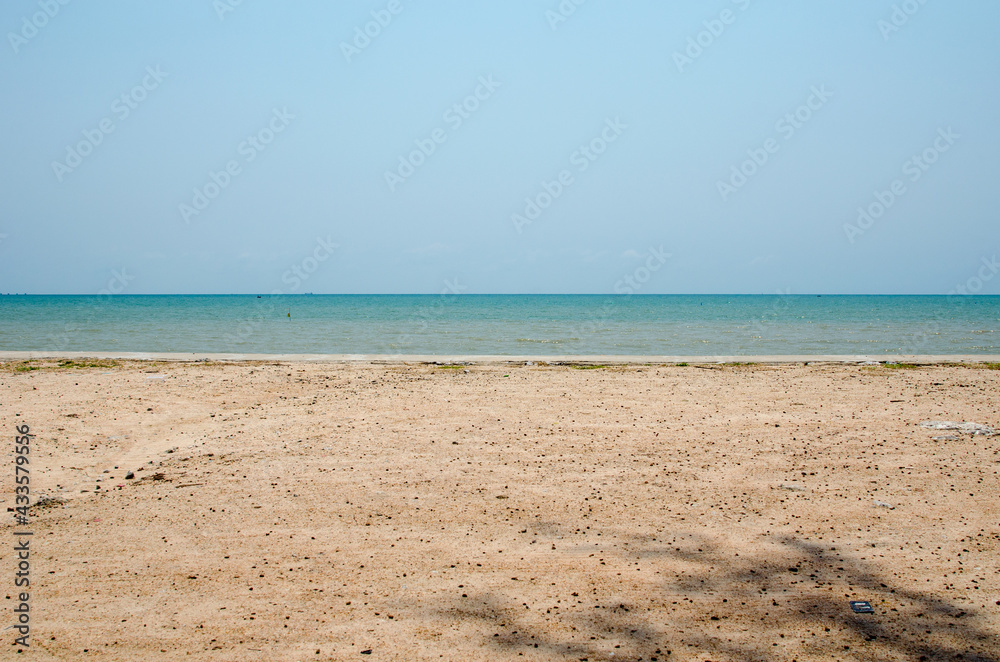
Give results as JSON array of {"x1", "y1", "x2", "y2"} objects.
[{"x1": 0, "y1": 0, "x2": 998, "y2": 295}]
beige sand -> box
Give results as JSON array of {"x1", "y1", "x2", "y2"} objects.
[{"x1": 1, "y1": 359, "x2": 998, "y2": 661}]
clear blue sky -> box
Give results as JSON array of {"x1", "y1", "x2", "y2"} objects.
[{"x1": 1, "y1": 0, "x2": 998, "y2": 294}]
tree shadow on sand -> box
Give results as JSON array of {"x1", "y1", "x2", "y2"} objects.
[{"x1": 421, "y1": 533, "x2": 999, "y2": 661}]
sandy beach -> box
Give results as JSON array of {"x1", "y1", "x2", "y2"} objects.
[{"x1": 2, "y1": 358, "x2": 998, "y2": 661}]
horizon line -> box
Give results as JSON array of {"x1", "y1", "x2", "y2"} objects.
[{"x1": 2, "y1": 293, "x2": 997, "y2": 297}]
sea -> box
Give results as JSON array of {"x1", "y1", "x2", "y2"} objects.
[{"x1": 0, "y1": 294, "x2": 997, "y2": 356}]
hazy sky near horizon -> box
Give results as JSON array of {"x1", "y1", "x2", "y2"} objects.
[{"x1": 1, "y1": 1, "x2": 998, "y2": 295}]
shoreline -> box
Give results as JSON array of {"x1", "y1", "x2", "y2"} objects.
[{"x1": 2, "y1": 350, "x2": 999, "y2": 365}]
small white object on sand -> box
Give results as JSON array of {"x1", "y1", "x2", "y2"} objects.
[{"x1": 920, "y1": 421, "x2": 996, "y2": 436}]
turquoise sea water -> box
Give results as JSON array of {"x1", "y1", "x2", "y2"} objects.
[{"x1": 0, "y1": 295, "x2": 997, "y2": 355}]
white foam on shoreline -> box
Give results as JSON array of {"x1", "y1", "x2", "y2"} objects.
[{"x1": 2, "y1": 351, "x2": 999, "y2": 365}]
